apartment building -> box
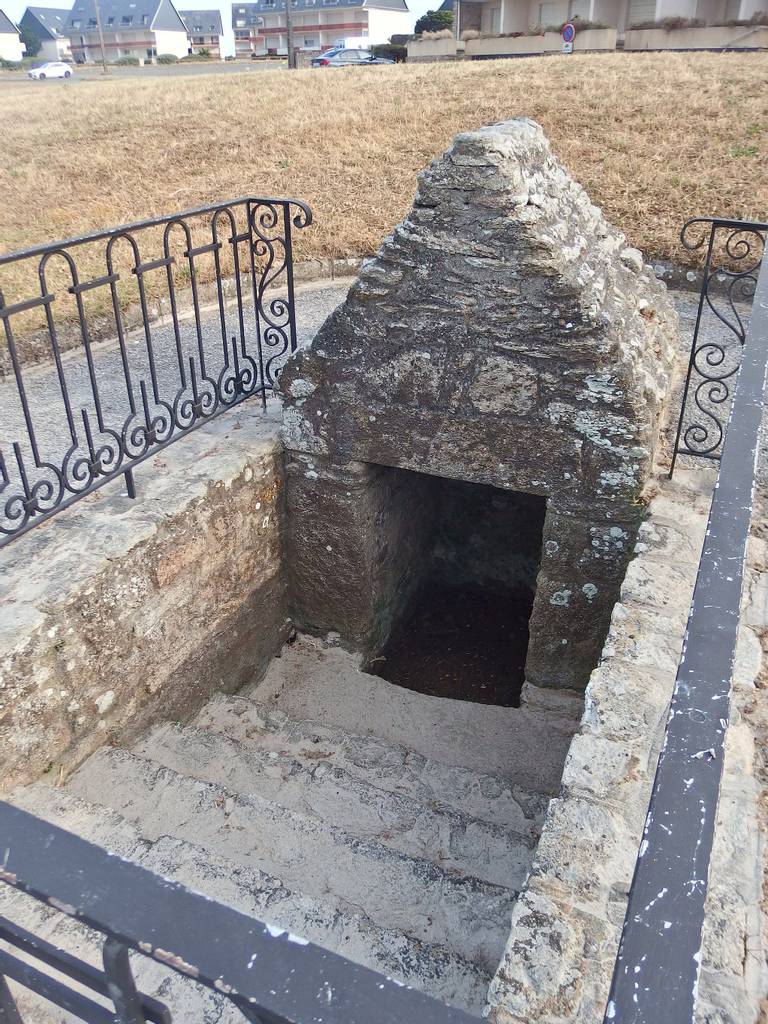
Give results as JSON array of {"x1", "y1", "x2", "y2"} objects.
[
  {"x1": 65, "y1": 0, "x2": 188, "y2": 62},
  {"x1": 446, "y1": 0, "x2": 766, "y2": 34},
  {"x1": 232, "y1": 0, "x2": 409, "y2": 58},
  {"x1": 180, "y1": 7, "x2": 223, "y2": 53}
]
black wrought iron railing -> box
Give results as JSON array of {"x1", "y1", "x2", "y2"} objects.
[
  {"x1": 0, "y1": 196, "x2": 311, "y2": 548},
  {"x1": 670, "y1": 215, "x2": 767, "y2": 475},
  {"x1": 605, "y1": 237, "x2": 768, "y2": 1021}
]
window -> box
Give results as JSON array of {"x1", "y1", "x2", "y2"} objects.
[
  {"x1": 538, "y1": 1, "x2": 557, "y2": 23},
  {"x1": 107, "y1": 16, "x2": 114, "y2": 24},
  {"x1": 121, "y1": 16, "x2": 133, "y2": 24},
  {"x1": 87, "y1": 17, "x2": 96, "y2": 26},
  {"x1": 303, "y1": 34, "x2": 316, "y2": 44},
  {"x1": 72, "y1": 19, "x2": 81, "y2": 27},
  {"x1": 568, "y1": 0, "x2": 589, "y2": 19},
  {"x1": 235, "y1": 28, "x2": 249, "y2": 37},
  {"x1": 141, "y1": 13, "x2": 149, "y2": 24}
]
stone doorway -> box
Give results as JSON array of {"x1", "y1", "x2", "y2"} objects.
[{"x1": 365, "y1": 470, "x2": 546, "y2": 707}]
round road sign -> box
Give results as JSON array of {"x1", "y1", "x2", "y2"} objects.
[{"x1": 562, "y1": 21, "x2": 576, "y2": 41}]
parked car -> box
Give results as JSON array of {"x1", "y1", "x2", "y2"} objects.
[
  {"x1": 28, "y1": 61, "x2": 73, "y2": 79},
  {"x1": 311, "y1": 47, "x2": 394, "y2": 67}
]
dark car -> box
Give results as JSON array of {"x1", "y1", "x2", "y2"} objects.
[{"x1": 310, "y1": 47, "x2": 394, "y2": 67}]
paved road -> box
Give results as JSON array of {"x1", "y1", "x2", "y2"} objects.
[
  {"x1": 0, "y1": 61, "x2": 284, "y2": 84},
  {"x1": 0, "y1": 281, "x2": 749, "y2": 509},
  {"x1": 0, "y1": 278, "x2": 351, "y2": 475}
]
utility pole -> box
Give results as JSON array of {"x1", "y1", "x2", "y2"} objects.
[
  {"x1": 93, "y1": 0, "x2": 109, "y2": 73},
  {"x1": 285, "y1": 0, "x2": 295, "y2": 68}
]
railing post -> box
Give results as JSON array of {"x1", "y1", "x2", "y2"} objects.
[
  {"x1": 0, "y1": 975, "x2": 23, "y2": 1024},
  {"x1": 102, "y1": 939, "x2": 148, "y2": 1024}
]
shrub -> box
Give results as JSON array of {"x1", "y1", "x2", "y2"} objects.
[
  {"x1": 713, "y1": 10, "x2": 768, "y2": 26},
  {"x1": 545, "y1": 18, "x2": 607, "y2": 30},
  {"x1": 418, "y1": 28, "x2": 454, "y2": 40},
  {"x1": 114, "y1": 55, "x2": 140, "y2": 65},
  {"x1": 157, "y1": 53, "x2": 178, "y2": 64},
  {"x1": 414, "y1": 9, "x2": 453, "y2": 34},
  {"x1": 629, "y1": 16, "x2": 705, "y2": 29},
  {"x1": 462, "y1": 27, "x2": 543, "y2": 39},
  {"x1": 0, "y1": 57, "x2": 21, "y2": 70},
  {"x1": 371, "y1": 42, "x2": 407, "y2": 62},
  {"x1": 19, "y1": 26, "x2": 41, "y2": 57}
]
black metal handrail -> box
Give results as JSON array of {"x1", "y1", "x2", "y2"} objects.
[
  {"x1": 604, "y1": 239, "x2": 768, "y2": 1021},
  {"x1": 0, "y1": 801, "x2": 480, "y2": 1023},
  {"x1": 0, "y1": 196, "x2": 312, "y2": 548},
  {"x1": 670, "y1": 215, "x2": 766, "y2": 474}
]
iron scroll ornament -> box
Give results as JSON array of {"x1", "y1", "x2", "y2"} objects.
[
  {"x1": 669, "y1": 216, "x2": 766, "y2": 476},
  {"x1": 0, "y1": 196, "x2": 313, "y2": 546}
]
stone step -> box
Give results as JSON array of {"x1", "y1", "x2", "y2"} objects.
[
  {"x1": 189, "y1": 692, "x2": 550, "y2": 834},
  {"x1": 65, "y1": 748, "x2": 517, "y2": 972},
  {"x1": 1, "y1": 789, "x2": 236, "y2": 1024},
  {"x1": 5, "y1": 786, "x2": 491, "y2": 1014},
  {"x1": 133, "y1": 722, "x2": 535, "y2": 889},
  {"x1": 249, "y1": 636, "x2": 581, "y2": 794}
]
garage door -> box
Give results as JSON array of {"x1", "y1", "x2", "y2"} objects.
[{"x1": 628, "y1": 0, "x2": 657, "y2": 24}]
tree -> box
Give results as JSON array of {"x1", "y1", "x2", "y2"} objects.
[
  {"x1": 414, "y1": 9, "x2": 453, "y2": 33},
  {"x1": 20, "y1": 26, "x2": 41, "y2": 57}
]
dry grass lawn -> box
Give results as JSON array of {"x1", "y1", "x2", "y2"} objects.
[{"x1": 0, "y1": 53, "x2": 766, "y2": 277}]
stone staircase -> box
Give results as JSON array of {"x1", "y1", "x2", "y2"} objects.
[{"x1": 3, "y1": 636, "x2": 582, "y2": 1020}]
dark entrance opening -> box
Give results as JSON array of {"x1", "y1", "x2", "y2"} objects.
[{"x1": 367, "y1": 472, "x2": 546, "y2": 708}]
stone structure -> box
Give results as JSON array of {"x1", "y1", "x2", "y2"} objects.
[
  {"x1": 485, "y1": 468, "x2": 768, "y2": 1024},
  {"x1": 0, "y1": 411, "x2": 288, "y2": 791},
  {"x1": 280, "y1": 118, "x2": 678, "y2": 692}
]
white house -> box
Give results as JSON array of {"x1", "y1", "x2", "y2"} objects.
[
  {"x1": 0, "y1": 9, "x2": 24, "y2": 60},
  {"x1": 232, "y1": 0, "x2": 410, "y2": 58},
  {"x1": 180, "y1": 7, "x2": 224, "y2": 54},
  {"x1": 66, "y1": 0, "x2": 189, "y2": 62},
  {"x1": 19, "y1": 6, "x2": 72, "y2": 60}
]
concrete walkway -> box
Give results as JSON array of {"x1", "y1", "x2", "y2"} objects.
[{"x1": 0, "y1": 278, "x2": 352, "y2": 471}]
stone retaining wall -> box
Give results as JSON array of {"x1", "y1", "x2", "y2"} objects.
[
  {"x1": 486, "y1": 466, "x2": 768, "y2": 1023},
  {"x1": 0, "y1": 410, "x2": 288, "y2": 792}
]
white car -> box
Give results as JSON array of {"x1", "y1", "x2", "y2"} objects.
[{"x1": 28, "y1": 61, "x2": 73, "y2": 80}]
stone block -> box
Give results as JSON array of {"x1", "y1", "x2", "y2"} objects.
[
  {"x1": 531, "y1": 795, "x2": 640, "y2": 910},
  {"x1": 601, "y1": 602, "x2": 685, "y2": 673},
  {"x1": 486, "y1": 876, "x2": 621, "y2": 1024},
  {"x1": 581, "y1": 656, "x2": 673, "y2": 743}
]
